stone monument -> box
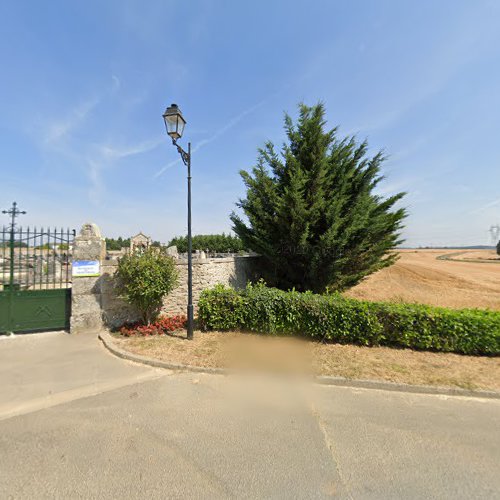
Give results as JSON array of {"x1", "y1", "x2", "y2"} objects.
[
  {"x1": 130, "y1": 232, "x2": 151, "y2": 253},
  {"x1": 70, "y1": 223, "x2": 106, "y2": 333}
]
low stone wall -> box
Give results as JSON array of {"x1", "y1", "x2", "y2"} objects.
[
  {"x1": 99, "y1": 256, "x2": 257, "y2": 329},
  {"x1": 70, "y1": 223, "x2": 258, "y2": 331},
  {"x1": 164, "y1": 256, "x2": 254, "y2": 315}
]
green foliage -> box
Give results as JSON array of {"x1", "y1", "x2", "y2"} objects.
[
  {"x1": 116, "y1": 247, "x2": 179, "y2": 325},
  {"x1": 58, "y1": 243, "x2": 69, "y2": 250},
  {"x1": 167, "y1": 233, "x2": 245, "y2": 253},
  {"x1": 106, "y1": 237, "x2": 161, "y2": 250},
  {"x1": 198, "y1": 283, "x2": 500, "y2": 355},
  {"x1": 231, "y1": 103, "x2": 407, "y2": 293},
  {"x1": 106, "y1": 237, "x2": 131, "y2": 251}
]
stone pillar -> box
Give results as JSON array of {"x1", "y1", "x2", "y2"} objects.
[{"x1": 70, "y1": 223, "x2": 106, "y2": 333}]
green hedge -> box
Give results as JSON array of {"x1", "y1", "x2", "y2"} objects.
[{"x1": 198, "y1": 283, "x2": 500, "y2": 355}]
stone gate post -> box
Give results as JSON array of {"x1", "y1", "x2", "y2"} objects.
[{"x1": 70, "y1": 223, "x2": 106, "y2": 333}]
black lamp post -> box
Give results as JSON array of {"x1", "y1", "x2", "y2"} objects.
[{"x1": 162, "y1": 104, "x2": 194, "y2": 340}]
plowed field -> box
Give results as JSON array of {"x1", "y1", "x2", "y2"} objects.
[{"x1": 345, "y1": 249, "x2": 500, "y2": 310}]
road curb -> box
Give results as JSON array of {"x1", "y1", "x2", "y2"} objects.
[
  {"x1": 98, "y1": 331, "x2": 228, "y2": 375},
  {"x1": 98, "y1": 331, "x2": 500, "y2": 400}
]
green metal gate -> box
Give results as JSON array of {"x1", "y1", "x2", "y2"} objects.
[{"x1": 0, "y1": 203, "x2": 75, "y2": 334}]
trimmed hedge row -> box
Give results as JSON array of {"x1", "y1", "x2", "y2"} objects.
[{"x1": 198, "y1": 283, "x2": 500, "y2": 355}]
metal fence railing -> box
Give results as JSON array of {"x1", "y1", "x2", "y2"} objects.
[{"x1": 0, "y1": 226, "x2": 76, "y2": 290}]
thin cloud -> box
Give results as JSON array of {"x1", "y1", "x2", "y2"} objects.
[
  {"x1": 87, "y1": 159, "x2": 104, "y2": 205},
  {"x1": 469, "y1": 197, "x2": 500, "y2": 214},
  {"x1": 43, "y1": 75, "x2": 120, "y2": 146},
  {"x1": 84, "y1": 137, "x2": 165, "y2": 204},
  {"x1": 153, "y1": 98, "x2": 268, "y2": 179},
  {"x1": 100, "y1": 136, "x2": 164, "y2": 159},
  {"x1": 39, "y1": 75, "x2": 140, "y2": 205},
  {"x1": 44, "y1": 96, "x2": 100, "y2": 145},
  {"x1": 153, "y1": 157, "x2": 182, "y2": 178},
  {"x1": 341, "y1": 8, "x2": 493, "y2": 136},
  {"x1": 111, "y1": 75, "x2": 121, "y2": 91}
]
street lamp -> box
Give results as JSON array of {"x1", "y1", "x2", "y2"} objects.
[{"x1": 162, "y1": 104, "x2": 194, "y2": 340}]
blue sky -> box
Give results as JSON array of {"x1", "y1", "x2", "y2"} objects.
[{"x1": 1, "y1": 0, "x2": 499, "y2": 247}]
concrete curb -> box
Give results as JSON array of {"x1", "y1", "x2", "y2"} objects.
[
  {"x1": 98, "y1": 331, "x2": 229, "y2": 375},
  {"x1": 313, "y1": 375, "x2": 500, "y2": 399},
  {"x1": 98, "y1": 331, "x2": 500, "y2": 400}
]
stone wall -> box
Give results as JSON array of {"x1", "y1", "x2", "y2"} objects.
[
  {"x1": 166, "y1": 256, "x2": 254, "y2": 315},
  {"x1": 99, "y1": 256, "x2": 257, "y2": 328},
  {"x1": 70, "y1": 223, "x2": 258, "y2": 331}
]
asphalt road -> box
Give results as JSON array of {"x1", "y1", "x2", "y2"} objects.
[{"x1": 0, "y1": 332, "x2": 499, "y2": 499}]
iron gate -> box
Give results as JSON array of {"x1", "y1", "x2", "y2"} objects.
[{"x1": 0, "y1": 218, "x2": 75, "y2": 334}]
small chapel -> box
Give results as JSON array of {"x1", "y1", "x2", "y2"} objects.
[{"x1": 130, "y1": 232, "x2": 152, "y2": 253}]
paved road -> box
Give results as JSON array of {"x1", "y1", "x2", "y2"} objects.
[{"x1": 0, "y1": 332, "x2": 499, "y2": 499}]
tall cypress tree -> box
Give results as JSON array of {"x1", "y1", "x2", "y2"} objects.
[{"x1": 231, "y1": 103, "x2": 407, "y2": 293}]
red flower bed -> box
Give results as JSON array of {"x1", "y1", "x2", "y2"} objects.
[{"x1": 119, "y1": 315, "x2": 187, "y2": 337}]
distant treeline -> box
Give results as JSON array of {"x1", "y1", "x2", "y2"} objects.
[
  {"x1": 106, "y1": 237, "x2": 131, "y2": 250},
  {"x1": 106, "y1": 237, "x2": 161, "y2": 251},
  {"x1": 105, "y1": 234, "x2": 244, "y2": 253},
  {"x1": 167, "y1": 234, "x2": 246, "y2": 253}
]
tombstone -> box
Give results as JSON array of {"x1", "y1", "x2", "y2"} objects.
[{"x1": 166, "y1": 245, "x2": 178, "y2": 258}]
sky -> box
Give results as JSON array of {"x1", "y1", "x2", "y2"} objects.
[{"x1": 1, "y1": 0, "x2": 500, "y2": 247}]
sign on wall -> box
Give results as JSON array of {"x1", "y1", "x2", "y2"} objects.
[{"x1": 73, "y1": 260, "x2": 100, "y2": 277}]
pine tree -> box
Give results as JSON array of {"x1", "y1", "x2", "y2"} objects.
[{"x1": 230, "y1": 103, "x2": 407, "y2": 293}]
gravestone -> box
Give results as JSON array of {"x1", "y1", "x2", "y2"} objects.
[{"x1": 166, "y1": 245, "x2": 178, "y2": 258}]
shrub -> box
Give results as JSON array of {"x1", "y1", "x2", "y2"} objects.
[
  {"x1": 119, "y1": 315, "x2": 187, "y2": 337},
  {"x1": 116, "y1": 247, "x2": 179, "y2": 324},
  {"x1": 198, "y1": 283, "x2": 500, "y2": 355}
]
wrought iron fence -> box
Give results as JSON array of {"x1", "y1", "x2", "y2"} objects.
[{"x1": 0, "y1": 226, "x2": 76, "y2": 291}]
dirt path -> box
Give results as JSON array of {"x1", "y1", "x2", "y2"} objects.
[{"x1": 345, "y1": 249, "x2": 500, "y2": 310}]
